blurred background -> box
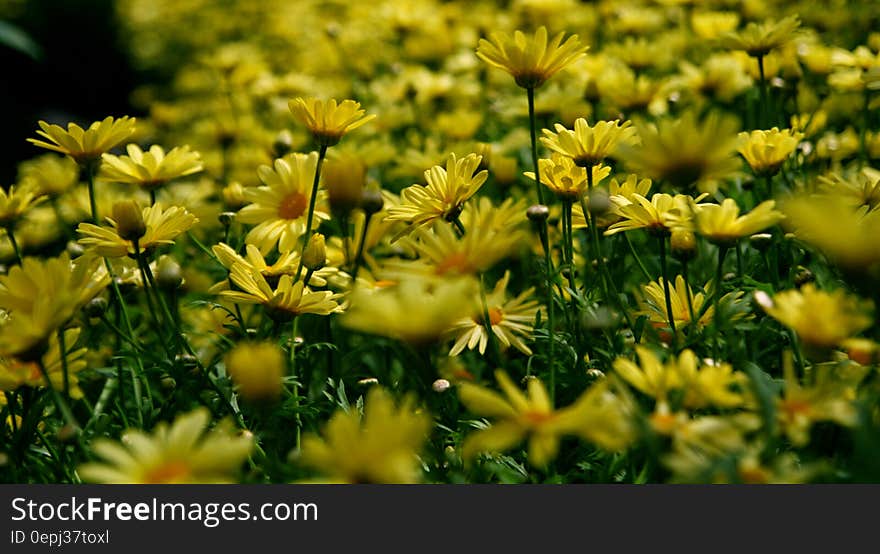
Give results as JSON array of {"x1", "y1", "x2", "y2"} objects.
[{"x1": 0, "y1": 0, "x2": 140, "y2": 183}]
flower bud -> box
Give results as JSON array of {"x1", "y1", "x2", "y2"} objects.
[
  {"x1": 225, "y1": 342, "x2": 284, "y2": 402},
  {"x1": 474, "y1": 143, "x2": 493, "y2": 171},
  {"x1": 222, "y1": 183, "x2": 247, "y2": 210},
  {"x1": 491, "y1": 156, "x2": 518, "y2": 187},
  {"x1": 112, "y1": 200, "x2": 146, "y2": 242},
  {"x1": 587, "y1": 188, "x2": 610, "y2": 215},
  {"x1": 526, "y1": 204, "x2": 550, "y2": 224},
  {"x1": 670, "y1": 230, "x2": 697, "y2": 261},
  {"x1": 358, "y1": 377, "x2": 379, "y2": 387},
  {"x1": 323, "y1": 155, "x2": 366, "y2": 216},
  {"x1": 156, "y1": 256, "x2": 183, "y2": 290},
  {"x1": 302, "y1": 233, "x2": 327, "y2": 271},
  {"x1": 66, "y1": 241, "x2": 85, "y2": 259},
  {"x1": 84, "y1": 297, "x2": 108, "y2": 318},
  {"x1": 432, "y1": 378, "x2": 451, "y2": 393},
  {"x1": 360, "y1": 188, "x2": 384, "y2": 215}
]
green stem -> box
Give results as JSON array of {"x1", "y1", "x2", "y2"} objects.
[
  {"x1": 452, "y1": 215, "x2": 466, "y2": 237},
  {"x1": 682, "y1": 258, "x2": 697, "y2": 337},
  {"x1": 351, "y1": 212, "x2": 372, "y2": 285},
  {"x1": 57, "y1": 328, "x2": 70, "y2": 398},
  {"x1": 150, "y1": 189, "x2": 157, "y2": 206},
  {"x1": 713, "y1": 245, "x2": 729, "y2": 361},
  {"x1": 624, "y1": 233, "x2": 652, "y2": 282},
  {"x1": 860, "y1": 90, "x2": 871, "y2": 169},
  {"x1": 479, "y1": 273, "x2": 503, "y2": 365},
  {"x1": 757, "y1": 55, "x2": 768, "y2": 128},
  {"x1": 289, "y1": 316, "x2": 301, "y2": 451},
  {"x1": 658, "y1": 234, "x2": 677, "y2": 339},
  {"x1": 6, "y1": 227, "x2": 22, "y2": 264},
  {"x1": 37, "y1": 358, "x2": 79, "y2": 432},
  {"x1": 527, "y1": 86, "x2": 545, "y2": 206},
  {"x1": 86, "y1": 162, "x2": 99, "y2": 225},
  {"x1": 296, "y1": 144, "x2": 329, "y2": 281}
]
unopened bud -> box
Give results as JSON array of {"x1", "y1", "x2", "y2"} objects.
[
  {"x1": 432, "y1": 378, "x2": 451, "y2": 393},
  {"x1": 358, "y1": 377, "x2": 379, "y2": 387},
  {"x1": 66, "y1": 241, "x2": 85, "y2": 258},
  {"x1": 156, "y1": 256, "x2": 183, "y2": 290},
  {"x1": 360, "y1": 188, "x2": 384, "y2": 215},
  {"x1": 112, "y1": 200, "x2": 146, "y2": 242},
  {"x1": 794, "y1": 267, "x2": 815, "y2": 288},
  {"x1": 273, "y1": 130, "x2": 294, "y2": 158},
  {"x1": 526, "y1": 204, "x2": 550, "y2": 223},
  {"x1": 587, "y1": 188, "x2": 610, "y2": 215},
  {"x1": 670, "y1": 230, "x2": 697, "y2": 260},
  {"x1": 302, "y1": 233, "x2": 327, "y2": 271},
  {"x1": 491, "y1": 156, "x2": 518, "y2": 186},
  {"x1": 222, "y1": 183, "x2": 247, "y2": 210},
  {"x1": 323, "y1": 155, "x2": 366, "y2": 216},
  {"x1": 475, "y1": 143, "x2": 493, "y2": 171},
  {"x1": 84, "y1": 297, "x2": 108, "y2": 318}
]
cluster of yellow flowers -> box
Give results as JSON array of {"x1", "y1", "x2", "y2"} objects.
[{"x1": 1, "y1": 0, "x2": 879, "y2": 485}]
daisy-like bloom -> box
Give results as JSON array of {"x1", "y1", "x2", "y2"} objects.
[
  {"x1": 781, "y1": 194, "x2": 880, "y2": 273},
  {"x1": 341, "y1": 275, "x2": 478, "y2": 345},
  {"x1": 613, "y1": 346, "x2": 681, "y2": 404},
  {"x1": 572, "y1": 173, "x2": 651, "y2": 229},
  {"x1": 446, "y1": 271, "x2": 542, "y2": 356},
  {"x1": 616, "y1": 111, "x2": 741, "y2": 192},
  {"x1": 210, "y1": 243, "x2": 340, "y2": 291},
  {"x1": 17, "y1": 154, "x2": 79, "y2": 198},
  {"x1": 27, "y1": 116, "x2": 136, "y2": 165},
  {"x1": 539, "y1": 118, "x2": 638, "y2": 168},
  {"x1": 476, "y1": 26, "x2": 587, "y2": 89},
  {"x1": 737, "y1": 128, "x2": 803, "y2": 177},
  {"x1": 100, "y1": 144, "x2": 204, "y2": 190},
  {"x1": 755, "y1": 284, "x2": 873, "y2": 351},
  {"x1": 694, "y1": 198, "x2": 784, "y2": 246},
  {"x1": 297, "y1": 387, "x2": 430, "y2": 483},
  {"x1": 605, "y1": 192, "x2": 707, "y2": 237},
  {"x1": 385, "y1": 153, "x2": 488, "y2": 234},
  {"x1": 640, "y1": 275, "x2": 715, "y2": 331},
  {"x1": 391, "y1": 200, "x2": 527, "y2": 278},
  {"x1": 77, "y1": 202, "x2": 198, "y2": 258},
  {"x1": 674, "y1": 354, "x2": 748, "y2": 410},
  {"x1": 0, "y1": 254, "x2": 108, "y2": 359},
  {"x1": 237, "y1": 153, "x2": 328, "y2": 255},
  {"x1": 78, "y1": 408, "x2": 253, "y2": 484},
  {"x1": 691, "y1": 11, "x2": 740, "y2": 40},
  {"x1": 0, "y1": 327, "x2": 88, "y2": 398},
  {"x1": 289, "y1": 97, "x2": 375, "y2": 147},
  {"x1": 719, "y1": 15, "x2": 800, "y2": 58},
  {"x1": 776, "y1": 355, "x2": 857, "y2": 447},
  {"x1": 220, "y1": 263, "x2": 341, "y2": 322},
  {"x1": 224, "y1": 341, "x2": 284, "y2": 402},
  {"x1": 459, "y1": 370, "x2": 634, "y2": 467},
  {"x1": 523, "y1": 154, "x2": 611, "y2": 200},
  {"x1": 817, "y1": 167, "x2": 880, "y2": 212},
  {"x1": 0, "y1": 184, "x2": 46, "y2": 229}
]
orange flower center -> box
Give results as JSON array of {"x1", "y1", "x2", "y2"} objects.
[
  {"x1": 278, "y1": 192, "x2": 308, "y2": 220},
  {"x1": 475, "y1": 307, "x2": 504, "y2": 326},
  {"x1": 143, "y1": 460, "x2": 191, "y2": 484},
  {"x1": 780, "y1": 398, "x2": 812, "y2": 420},
  {"x1": 521, "y1": 410, "x2": 555, "y2": 427},
  {"x1": 435, "y1": 252, "x2": 470, "y2": 275}
]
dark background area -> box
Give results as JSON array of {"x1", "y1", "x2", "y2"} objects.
[{"x1": 0, "y1": 0, "x2": 141, "y2": 184}]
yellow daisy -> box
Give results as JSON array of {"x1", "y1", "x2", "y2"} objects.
[
  {"x1": 605, "y1": 192, "x2": 707, "y2": 236},
  {"x1": 77, "y1": 202, "x2": 198, "y2": 257},
  {"x1": 719, "y1": 15, "x2": 801, "y2": 58},
  {"x1": 297, "y1": 386, "x2": 430, "y2": 483},
  {"x1": 210, "y1": 243, "x2": 341, "y2": 290},
  {"x1": 385, "y1": 153, "x2": 488, "y2": 234},
  {"x1": 476, "y1": 26, "x2": 587, "y2": 89},
  {"x1": 27, "y1": 116, "x2": 136, "y2": 165},
  {"x1": 100, "y1": 144, "x2": 204, "y2": 190},
  {"x1": 78, "y1": 408, "x2": 253, "y2": 484},
  {"x1": 524, "y1": 154, "x2": 611, "y2": 200},
  {"x1": 0, "y1": 327, "x2": 88, "y2": 398},
  {"x1": 540, "y1": 118, "x2": 639, "y2": 168},
  {"x1": 236, "y1": 152, "x2": 328, "y2": 255},
  {"x1": 694, "y1": 198, "x2": 784, "y2": 246},
  {"x1": 446, "y1": 271, "x2": 543, "y2": 356},
  {"x1": 0, "y1": 184, "x2": 46, "y2": 229},
  {"x1": 737, "y1": 128, "x2": 802, "y2": 177},
  {"x1": 289, "y1": 97, "x2": 375, "y2": 147}
]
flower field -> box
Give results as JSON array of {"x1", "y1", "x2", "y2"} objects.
[{"x1": 2, "y1": 0, "x2": 880, "y2": 484}]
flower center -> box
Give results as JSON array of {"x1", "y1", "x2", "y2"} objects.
[
  {"x1": 521, "y1": 410, "x2": 555, "y2": 427},
  {"x1": 143, "y1": 460, "x2": 191, "y2": 484},
  {"x1": 475, "y1": 307, "x2": 504, "y2": 326},
  {"x1": 278, "y1": 192, "x2": 308, "y2": 220},
  {"x1": 435, "y1": 252, "x2": 470, "y2": 275}
]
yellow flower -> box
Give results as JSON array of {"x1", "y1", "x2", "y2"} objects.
[
  {"x1": 27, "y1": 116, "x2": 136, "y2": 165},
  {"x1": 780, "y1": 194, "x2": 880, "y2": 272},
  {"x1": 777, "y1": 355, "x2": 857, "y2": 447},
  {"x1": 605, "y1": 192, "x2": 705, "y2": 236},
  {"x1": 737, "y1": 128, "x2": 802, "y2": 176},
  {"x1": 694, "y1": 198, "x2": 784, "y2": 245},
  {"x1": 0, "y1": 184, "x2": 46, "y2": 228},
  {"x1": 210, "y1": 243, "x2": 340, "y2": 290},
  {"x1": 289, "y1": 97, "x2": 375, "y2": 147},
  {"x1": 341, "y1": 275, "x2": 478, "y2": 345},
  {"x1": 524, "y1": 154, "x2": 611, "y2": 199},
  {"x1": 476, "y1": 26, "x2": 587, "y2": 89},
  {"x1": 0, "y1": 254, "x2": 108, "y2": 359},
  {"x1": 817, "y1": 167, "x2": 880, "y2": 212},
  {"x1": 446, "y1": 271, "x2": 542, "y2": 356},
  {"x1": 17, "y1": 154, "x2": 79, "y2": 198},
  {"x1": 613, "y1": 346, "x2": 681, "y2": 402},
  {"x1": 220, "y1": 263, "x2": 341, "y2": 322},
  {"x1": 640, "y1": 275, "x2": 715, "y2": 331},
  {"x1": 459, "y1": 371, "x2": 633, "y2": 467},
  {"x1": 78, "y1": 408, "x2": 253, "y2": 483},
  {"x1": 385, "y1": 153, "x2": 488, "y2": 234},
  {"x1": 77, "y1": 202, "x2": 198, "y2": 258},
  {"x1": 297, "y1": 387, "x2": 430, "y2": 483},
  {"x1": 224, "y1": 341, "x2": 284, "y2": 402},
  {"x1": 100, "y1": 144, "x2": 203, "y2": 190},
  {"x1": 0, "y1": 327, "x2": 88, "y2": 398},
  {"x1": 691, "y1": 11, "x2": 740, "y2": 40},
  {"x1": 719, "y1": 15, "x2": 801, "y2": 57},
  {"x1": 616, "y1": 111, "x2": 741, "y2": 192},
  {"x1": 539, "y1": 118, "x2": 638, "y2": 167},
  {"x1": 237, "y1": 153, "x2": 328, "y2": 255},
  {"x1": 572, "y1": 173, "x2": 651, "y2": 229},
  {"x1": 755, "y1": 284, "x2": 872, "y2": 350},
  {"x1": 674, "y1": 354, "x2": 748, "y2": 410}
]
